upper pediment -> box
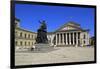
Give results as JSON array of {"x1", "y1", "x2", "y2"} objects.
[
  {"x1": 56, "y1": 21, "x2": 82, "y2": 32},
  {"x1": 60, "y1": 25, "x2": 78, "y2": 31}
]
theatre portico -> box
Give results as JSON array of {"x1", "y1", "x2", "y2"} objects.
[{"x1": 47, "y1": 22, "x2": 90, "y2": 47}]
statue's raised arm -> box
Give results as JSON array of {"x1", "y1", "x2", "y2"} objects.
[{"x1": 39, "y1": 20, "x2": 47, "y2": 29}]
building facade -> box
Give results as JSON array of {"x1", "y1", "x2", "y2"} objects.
[
  {"x1": 89, "y1": 36, "x2": 95, "y2": 46},
  {"x1": 47, "y1": 22, "x2": 90, "y2": 47},
  {"x1": 15, "y1": 18, "x2": 90, "y2": 49},
  {"x1": 15, "y1": 18, "x2": 37, "y2": 49}
]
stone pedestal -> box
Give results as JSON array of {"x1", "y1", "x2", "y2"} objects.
[{"x1": 34, "y1": 44, "x2": 54, "y2": 52}]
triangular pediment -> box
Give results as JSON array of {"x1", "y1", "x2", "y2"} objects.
[
  {"x1": 60, "y1": 25, "x2": 77, "y2": 31},
  {"x1": 56, "y1": 21, "x2": 82, "y2": 32}
]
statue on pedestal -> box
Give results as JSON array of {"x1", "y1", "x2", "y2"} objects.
[{"x1": 36, "y1": 20, "x2": 48, "y2": 43}]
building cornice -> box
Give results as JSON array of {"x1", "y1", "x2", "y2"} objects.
[{"x1": 15, "y1": 27, "x2": 36, "y2": 34}]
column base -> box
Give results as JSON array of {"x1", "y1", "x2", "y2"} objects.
[{"x1": 75, "y1": 44, "x2": 78, "y2": 47}]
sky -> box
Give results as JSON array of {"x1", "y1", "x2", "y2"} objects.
[{"x1": 15, "y1": 3, "x2": 95, "y2": 37}]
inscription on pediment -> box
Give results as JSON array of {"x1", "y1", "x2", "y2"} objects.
[{"x1": 60, "y1": 26, "x2": 77, "y2": 31}]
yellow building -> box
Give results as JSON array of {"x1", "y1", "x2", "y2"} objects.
[
  {"x1": 15, "y1": 18, "x2": 37, "y2": 49},
  {"x1": 89, "y1": 37, "x2": 95, "y2": 46}
]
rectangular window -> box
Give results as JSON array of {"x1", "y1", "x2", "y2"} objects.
[
  {"x1": 84, "y1": 34, "x2": 85, "y2": 39},
  {"x1": 28, "y1": 34, "x2": 30, "y2": 38},
  {"x1": 25, "y1": 34, "x2": 27, "y2": 38},
  {"x1": 25, "y1": 42, "x2": 26, "y2": 46},
  {"x1": 20, "y1": 41, "x2": 22, "y2": 46},
  {"x1": 15, "y1": 41, "x2": 17, "y2": 46},
  {"x1": 28, "y1": 42, "x2": 30, "y2": 46},
  {"x1": 32, "y1": 35, "x2": 33, "y2": 39},
  {"x1": 20, "y1": 32, "x2": 22, "y2": 37},
  {"x1": 84, "y1": 41, "x2": 85, "y2": 44}
]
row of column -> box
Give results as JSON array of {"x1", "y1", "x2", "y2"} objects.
[{"x1": 55, "y1": 32, "x2": 80, "y2": 45}]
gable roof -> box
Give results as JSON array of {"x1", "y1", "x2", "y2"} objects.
[
  {"x1": 67, "y1": 21, "x2": 80, "y2": 26},
  {"x1": 55, "y1": 21, "x2": 88, "y2": 32}
]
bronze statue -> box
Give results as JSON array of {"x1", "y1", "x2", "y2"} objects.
[{"x1": 36, "y1": 20, "x2": 48, "y2": 43}]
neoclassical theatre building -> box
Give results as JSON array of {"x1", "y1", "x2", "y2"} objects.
[
  {"x1": 15, "y1": 18, "x2": 90, "y2": 49},
  {"x1": 47, "y1": 22, "x2": 89, "y2": 47}
]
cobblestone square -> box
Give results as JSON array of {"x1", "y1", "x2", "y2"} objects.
[{"x1": 15, "y1": 46, "x2": 94, "y2": 65}]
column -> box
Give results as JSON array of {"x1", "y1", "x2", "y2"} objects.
[
  {"x1": 50, "y1": 35, "x2": 52, "y2": 45},
  {"x1": 85, "y1": 33, "x2": 89, "y2": 46},
  {"x1": 66, "y1": 33, "x2": 68, "y2": 45},
  {"x1": 87, "y1": 33, "x2": 89, "y2": 45},
  {"x1": 62, "y1": 33, "x2": 65, "y2": 45},
  {"x1": 80, "y1": 33, "x2": 83, "y2": 47},
  {"x1": 76, "y1": 32, "x2": 78, "y2": 46},
  {"x1": 59, "y1": 33, "x2": 61, "y2": 45},
  {"x1": 56, "y1": 33, "x2": 57, "y2": 45},
  {"x1": 73, "y1": 32, "x2": 75, "y2": 45},
  {"x1": 81, "y1": 38, "x2": 83, "y2": 47},
  {"x1": 69, "y1": 33, "x2": 71, "y2": 45}
]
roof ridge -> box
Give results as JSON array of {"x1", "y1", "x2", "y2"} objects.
[{"x1": 67, "y1": 21, "x2": 80, "y2": 26}]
